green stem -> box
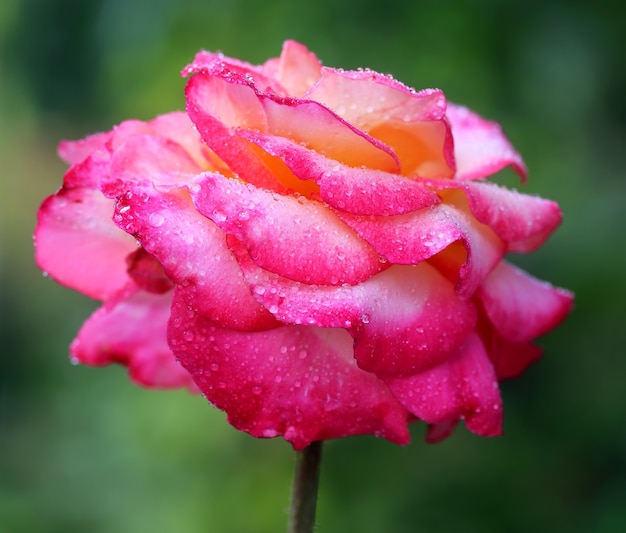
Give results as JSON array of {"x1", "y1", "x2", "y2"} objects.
[{"x1": 287, "y1": 441, "x2": 323, "y2": 533}]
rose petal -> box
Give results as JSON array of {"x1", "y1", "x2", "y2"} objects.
[
  {"x1": 485, "y1": 332, "x2": 544, "y2": 380},
  {"x1": 268, "y1": 40, "x2": 322, "y2": 97},
  {"x1": 425, "y1": 420, "x2": 459, "y2": 443},
  {"x1": 168, "y1": 291, "x2": 410, "y2": 449},
  {"x1": 336, "y1": 201, "x2": 505, "y2": 298},
  {"x1": 71, "y1": 290, "x2": 196, "y2": 390},
  {"x1": 477, "y1": 261, "x2": 574, "y2": 343},
  {"x1": 306, "y1": 68, "x2": 454, "y2": 177},
  {"x1": 102, "y1": 134, "x2": 202, "y2": 197},
  {"x1": 185, "y1": 53, "x2": 401, "y2": 174},
  {"x1": 447, "y1": 103, "x2": 527, "y2": 181},
  {"x1": 385, "y1": 333, "x2": 503, "y2": 437},
  {"x1": 147, "y1": 112, "x2": 215, "y2": 170},
  {"x1": 427, "y1": 179, "x2": 562, "y2": 252},
  {"x1": 35, "y1": 187, "x2": 138, "y2": 300},
  {"x1": 61, "y1": 112, "x2": 208, "y2": 186},
  {"x1": 58, "y1": 131, "x2": 113, "y2": 165},
  {"x1": 239, "y1": 131, "x2": 440, "y2": 215},
  {"x1": 125, "y1": 248, "x2": 174, "y2": 294},
  {"x1": 185, "y1": 74, "x2": 283, "y2": 190},
  {"x1": 350, "y1": 264, "x2": 477, "y2": 376},
  {"x1": 231, "y1": 245, "x2": 476, "y2": 376},
  {"x1": 182, "y1": 50, "x2": 286, "y2": 95},
  {"x1": 62, "y1": 145, "x2": 112, "y2": 189},
  {"x1": 258, "y1": 95, "x2": 400, "y2": 172},
  {"x1": 190, "y1": 172, "x2": 384, "y2": 285},
  {"x1": 112, "y1": 181, "x2": 277, "y2": 331}
]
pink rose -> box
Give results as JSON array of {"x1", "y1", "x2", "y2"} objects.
[{"x1": 35, "y1": 41, "x2": 572, "y2": 449}]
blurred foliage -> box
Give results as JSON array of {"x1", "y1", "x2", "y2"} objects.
[{"x1": 2, "y1": 0, "x2": 626, "y2": 531}]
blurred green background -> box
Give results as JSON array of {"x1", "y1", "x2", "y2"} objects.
[{"x1": 1, "y1": 0, "x2": 625, "y2": 531}]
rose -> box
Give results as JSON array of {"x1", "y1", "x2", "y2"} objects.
[{"x1": 35, "y1": 40, "x2": 572, "y2": 449}]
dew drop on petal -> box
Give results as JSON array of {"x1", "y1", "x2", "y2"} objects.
[{"x1": 149, "y1": 213, "x2": 165, "y2": 227}]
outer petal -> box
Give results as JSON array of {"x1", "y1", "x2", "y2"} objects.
[
  {"x1": 182, "y1": 50, "x2": 286, "y2": 95},
  {"x1": 71, "y1": 290, "x2": 196, "y2": 390},
  {"x1": 58, "y1": 131, "x2": 113, "y2": 165},
  {"x1": 239, "y1": 130, "x2": 440, "y2": 215},
  {"x1": 428, "y1": 179, "x2": 563, "y2": 252},
  {"x1": 61, "y1": 112, "x2": 209, "y2": 188},
  {"x1": 102, "y1": 134, "x2": 203, "y2": 197},
  {"x1": 266, "y1": 40, "x2": 322, "y2": 97},
  {"x1": 484, "y1": 332, "x2": 544, "y2": 380},
  {"x1": 306, "y1": 68, "x2": 454, "y2": 177},
  {"x1": 385, "y1": 333, "x2": 503, "y2": 438},
  {"x1": 35, "y1": 187, "x2": 138, "y2": 300},
  {"x1": 185, "y1": 74, "x2": 284, "y2": 190},
  {"x1": 61, "y1": 144, "x2": 113, "y2": 190},
  {"x1": 147, "y1": 112, "x2": 216, "y2": 170},
  {"x1": 425, "y1": 420, "x2": 459, "y2": 444},
  {"x1": 112, "y1": 180, "x2": 277, "y2": 331},
  {"x1": 125, "y1": 248, "x2": 174, "y2": 294},
  {"x1": 190, "y1": 172, "x2": 384, "y2": 285},
  {"x1": 231, "y1": 244, "x2": 476, "y2": 377},
  {"x1": 477, "y1": 261, "x2": 574, "y2": 343},
  {"x1": 336, "y1": 202, "x2": 505, "y2": 298},
  {"x1": 447, "y1": 103, "x2": 527, "y2": 181},
  {"x1": 349, "y1": 264, "x2": 477, "y2": 376},
  {"x1": 167, "y1": 291, "x2": 410, "y2": 449}
]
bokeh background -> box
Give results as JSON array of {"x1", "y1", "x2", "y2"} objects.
[{"x1": 2, "y1": 0, "x2": 625, "y2": 531}]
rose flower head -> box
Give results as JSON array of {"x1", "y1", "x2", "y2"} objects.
[{"x1": 35, "y1": 41, "x2": 573, "y2": 449}]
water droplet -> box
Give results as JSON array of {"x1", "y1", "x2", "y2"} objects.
[
  {"x1": 298, "y1": 349, "x2": 308, "y2": 360},
  {"x1": 212, "y1": 210, "x2": 227, "y2": 223},
  {"x1": 252, "y1": 385, "x2": 262, "y2": 395},
  {"x1": 183, "y1": 330, "x2": 195, "y2": 341}
]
